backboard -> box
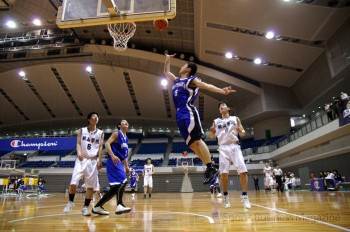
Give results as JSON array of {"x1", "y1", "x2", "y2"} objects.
[{"x1": 57, "y1": 0, "x2": 176, "y2": 28}]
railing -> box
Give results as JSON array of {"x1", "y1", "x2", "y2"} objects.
[{"x1": 243, "y1": 112, "x2": 335, "y2": 155}]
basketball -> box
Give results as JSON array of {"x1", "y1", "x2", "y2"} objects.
[{"x1": 153, "y1": 19, "x2": 168, "y2": 31}]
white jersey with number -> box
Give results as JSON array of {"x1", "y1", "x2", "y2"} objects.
[
  {"x1": 80, "y1": 127, "x2": 103, "y2": 158},
  {"x1": 214, "y1": 116, "x2": 239, "y2": 146},
  {"x1": 264, "y1": 166, "x2": 273, "y2": 177},
  {"x1": 144, "y1": 164, "x2": 154, "y2": 177}
]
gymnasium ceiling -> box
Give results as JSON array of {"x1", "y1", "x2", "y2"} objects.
[{"x1": 0, "y1": 0, "x2": 349, "y2": 134}]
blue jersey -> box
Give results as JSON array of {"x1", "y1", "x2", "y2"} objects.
[
  {"x1": 110, "y1": 130, "x2": 129, "y2": 161},
  {"x1": 210, "y1": 176, "x2": 219, "y2": 188},
  {"x1": 172, "y1": 76, "x2": 199, "y2": 120},
  {"x1": 130, "y1": 171, "x2": 137, "y2": 182}
]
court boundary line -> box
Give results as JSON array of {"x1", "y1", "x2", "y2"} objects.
[
  {"x1": 139, "y1": 210, "x2": 215, "y2": 224},
  {"x1": 8, "y1": 210, "x2": 214, "y2": 224},
  {"x1": 8, "y1": 213, "x2": 81, "y2": 223},
  {"x1": 0, "y1": 204, "x2": 69, "y2": 214},
  {"x1": 251, "y1": 203, "x2": 350, "y2": 232}
]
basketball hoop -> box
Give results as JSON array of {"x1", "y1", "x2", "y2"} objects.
[
  {"x1": 182, "y1": 161, "x2": 189, "y2": 175},
  {"x1": 107, "y1": 22, "x2": 136, "y2": 52}
]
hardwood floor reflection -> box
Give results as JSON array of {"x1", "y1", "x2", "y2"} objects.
[{"x1": 1, "y1": 191, "x2": 349, "y2": 231}]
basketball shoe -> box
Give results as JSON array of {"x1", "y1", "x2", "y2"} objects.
[
  {"x1": 241, "y1": 195, "x2": 251, "y2": 209},
  {"x1": 63, "y1": 201, "x2": 74, "y2": 213},
  {"x1": 92, "y1": 206, "x2": 110, "y2": 215},
  {"x1": 223, "y1": 195, "x2": 231, "y2": 208},
  {"x1": 82, "y1": 206, "x2": 91, "y2": 216},
  {"x1": 203, "y1": 166, "x2": 219, "y2": 184},
  {"x1": 115, "y1": 204, "x2": 131, "y2": 215}
]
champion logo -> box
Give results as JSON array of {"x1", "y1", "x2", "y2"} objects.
[
  {"x1": 10, "y1": 139, "x2": 58, "y2": 150},
  {"x1": 10, "y1": 140, "x2": 20, "y2": 148}
]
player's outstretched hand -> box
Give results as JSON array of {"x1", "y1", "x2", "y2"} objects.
[
  {"x1": 222, "y1": 86, "x2": 236, "y2": 95},
  {"x1": 165, "y1": 53, "x2": 176, "y2": 58},
  {"x1": 111, "y1": 154, "x2": 121, "y2": 165}
]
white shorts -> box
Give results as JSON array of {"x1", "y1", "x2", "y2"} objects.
[
  {"x1": 70, "y1": 158, "x2": 99, "y2": 189},
  {"x1": 265, "y1": 175, "x2": 273, "y2": 187},
  {"x1": 143, "y1": 175, "x2": 153, "y2": 188},
  {"x1": 219, "y1": 144, "x2": 248, "y2": 174}
]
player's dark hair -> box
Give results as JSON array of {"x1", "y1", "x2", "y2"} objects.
[
  {"x1": 87, "y1": 112, "x2": 99, "y2": 124},
  {"x1": 218, "y1": 100, "x2": 231, "y2": 113},
  {"x1": 187, "y1": 62, "x2": 197, "y2": 76},
  {"x1": 117, "y1": 119, "x2": 127, "y2": 129},
  {"x1": 146, "y1": 158, "x2": 152, "y2": 163}
]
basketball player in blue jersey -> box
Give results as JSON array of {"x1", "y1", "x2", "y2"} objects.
[
  {"x1": 92, "y1": 119, "x2": 131, "y2": 215},
  {"x1": 164, "y1": 54, "x2": 236, "y2": 184},
  {"x1": 130, "y1": 168, "x2": 139, "y2": 199}
]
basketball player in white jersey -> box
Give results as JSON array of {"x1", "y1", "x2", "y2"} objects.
[
  {"x1": 64, "y1": 112, "x2": 104, "y2": 216},
  {"x1": 143, "y1": 158, "x2": 154, "y2": 199},
  {"x1": 209, "y1": 101, "x2": 251, "y2": 209},
  {"x1": 263, "y1": 162, "x2": 274, "y2": 191}
]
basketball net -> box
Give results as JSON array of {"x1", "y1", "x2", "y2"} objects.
[
  {"x1": 108, "y1": 22, "x2": 136, "y2": 52},
  {"x1": 182, "y1": 161, "x2": 189, "y2": 175}
]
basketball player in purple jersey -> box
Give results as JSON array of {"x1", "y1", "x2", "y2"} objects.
[{"x1": 164, "y1": 54, "x2": 235, "y2": 184}]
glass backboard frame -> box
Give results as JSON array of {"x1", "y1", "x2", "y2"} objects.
[{"x1": 57, "y1": 0, "x2": 176, "y2": 28}]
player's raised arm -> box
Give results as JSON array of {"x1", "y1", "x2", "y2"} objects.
[
  {"x1": 236, "y1": 117, "x2": 246, "y2": 137},
  {"x1": 76, "y1": 129, "x2": 83, "y2": 161},
  {"x1": 105, "y1": 132, "x2": 121, "y2": 165},
  {"x1": 209, "y1": 122, "x2": 216, "y2": 139},
  {"x1": 191, "y1": 79, "x2": 236, "y2": 95},
  {"x1": 164, "y1": 53, "x2": 177, "y2": 82}
]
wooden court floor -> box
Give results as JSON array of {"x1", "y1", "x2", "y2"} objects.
[{"x1": 0, "y1": 191, "x2": 350, "y2": 232}]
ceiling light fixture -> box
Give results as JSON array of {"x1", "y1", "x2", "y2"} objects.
[
  {"x1": 33, "y1": 19, "x2": 41, "y2": 26},
  {"x1": 18, "y1": 71, "x2": 26, "y2": 77},
  {"x1": 85, "y1": 66, "x2": 92, "y2": 73},
  {"x1": 265, "y1": 31, "x2": 275, "y2": 39},
  {"x1": 6, "y1": 20, "x2": 16, "y2": 28},
  {"x1": 161, "y1": 79, "x2": 168, "y2": 88},
  {"x1": 225, "y1": 52, "x2": 233, "y2": 59},
  {"x1": 254, "y1": 58, "x2": 262, "y2": 65}
]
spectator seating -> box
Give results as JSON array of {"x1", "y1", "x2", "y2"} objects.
[
  {"x1": 54, "y1": 160, "x2": 107, "y2": 168},
  {"x1": 137, "y1": 143, "x2": 168, "y2": 154},
  {"x1": 55, "y1": 161, "x2": 75, "y2": 168},
  {"x1": 20, "y1": 161, "x2": 55, "y2": 168},
  {"x1": 266, "y1": 135, "x2": 286, "y2": 146},
  {"x1": 205, "y1": 140, "x2": 218, "y2": 146},
  {"x1": 168, "y1": 153, "x2": 219, "y2": 166},
  {"x1": 130, "y1": 154, "x2": 164, "y2": 167},
  {"x1": 144, "y1": 134, "x2": 169, "y2": 139},
  {"x1": 0, "y1": 151, "x2": 10, "y2": 157},
  {"x1": 241, "y1": 138, "x2": 265, "y2": 150},
  {"x1": 38, "y1": 150, "x2": 73, "y2": 157},
  {"x1": 172, "y1": 142, "x2": 192, "y2": 153},
  {"x1": 104, "y1": 132, "x2": 143, "y2": 140}
]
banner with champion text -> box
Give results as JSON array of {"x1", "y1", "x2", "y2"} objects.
[{"x1": 0, "y1": 137, "x2": 77, "y2": 151}]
